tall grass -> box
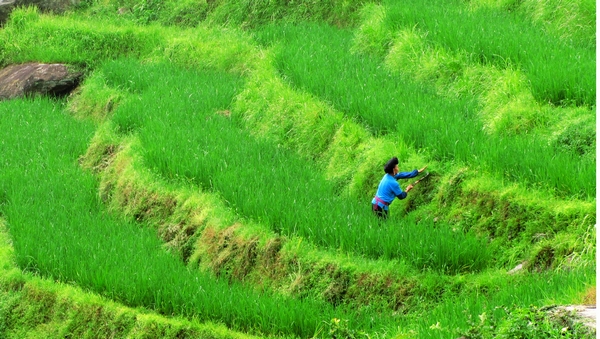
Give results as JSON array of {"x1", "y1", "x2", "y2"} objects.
[
  {"x1": 104, "y1": 58, "x2": 493, "y2": 273},
  {"x1": 472, "y1": 0, "x2": 596, "y2": 50},
  {"x1": 0, "y1": 97, "x2": 387, "y2": 338},
  {"x1": 254, "y1": 23, "x2": 475, "y2": 138},
  {"x1": 0, "y1": 7, "x2": 163, "y2": 67},
  {"x1": 251, "y1": 22, "x2": 595, "y2": 199},
  {"x1": 382, "y1": 0, "x2": 595, "y2": 107},
  {"x1": 405, "y1": 267, "x2": 596, "y2": 338},
  {"x1": 1, "y1": 97, "x2": 591, "y2": 339},
  {"x1": 0, "y1": 6, "x2": 493, "y2": 271},
  {"x1": 0, "y1": 79, "x2": 595, "y2": 338},
  {"x1": 0, "y1": 4, "x2": 594, "y2": 338},
  {"x1": 205, "y1": 0, "x2": 366, "y2": 28}
]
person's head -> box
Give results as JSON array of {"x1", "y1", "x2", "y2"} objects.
[{"x1": 384, "y1": 157, "x2": 399, "y2": 175}]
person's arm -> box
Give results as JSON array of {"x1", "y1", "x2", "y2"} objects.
[
  {"x1": 394, "y1": 166, "x2": 428, "y2": 180},
  {"x1": 391, "y1": 182, "x2": 408, "y2": 200},
  {"x1": 394, "y1": 169, "x2": 418, "y2": 180},
  {"x1": 396, "y1": 191, "x2": 408, "y2": 200}
]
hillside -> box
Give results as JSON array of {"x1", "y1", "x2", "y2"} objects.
[{"x1": 0, "y1": 0, "x2": 595, "y2": 338}]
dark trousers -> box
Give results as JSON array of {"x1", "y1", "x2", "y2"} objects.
[{"x1": 372, "y1": 203, "x2": 388, "y2": 219}]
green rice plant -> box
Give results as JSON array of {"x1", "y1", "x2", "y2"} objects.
[
  {"x1": 0, "y1": 269, "x2": 266, "y2": 339},
  {"x1": 158, "y1": 0, "x2": 209, "y2": 28},
  {"x1": 382, "y1": 0, "x2": 595, "y2": 107},
  {"x1": 205, "y1": 0, "x2": 366, "y2": 29},
  {"x1": 469, "y1": 0, "x2": 596, "y2": 49},
  {"x1": 518, "y1": 0, "x2": 596, "y2": 49},
  {"x1": 251, "y1": 22, "x2": 595, "y2": 198},
  {"x1": 383, "y1": 26, "x2": 468, "y2": 90},
  {"x1": 0, "y1": 5, "x2": 594, "y2": 338},
  {"x1": 159, "y1": 26, "x2": 262, "y2": 75},
  {"x1": 350, "y1": 3, "x2": 392, "y2": 59},
  {"x1": 67, "y1": 69, "x2": 125, "y2": 123},
  {"x1": 0, "y1": 7, "x2": 163, "y2": 67},
  {"x1": 0, "y1": 97, "x2": 385, "y2": 338},
  {"x1": 131, "y1": 0, "x2": 163, "y2": 25},
  {"x1": 405, "y1": 267, "x2": 596, "y2": 338},
  {"x1": 124, "y1": 0, "x2": 209, "y2": 28},
  {"x1": 75, "y1": 0, "x2": 365, "y2": 28},
  {"x1": 104, "y1": 58, "x2": 492, "y2": 273},
  {"x1": 254, "y1": 22, "x2": 476, "y2": 138},
  {"x1": 383, "y1": 27, "x2": 562, "y2": 136}
]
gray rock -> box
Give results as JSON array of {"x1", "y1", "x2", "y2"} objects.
[
  {"x1": 0, "y1": 0, "x2": 16, "y2": 26},
  {"x1": 508, "y1": 261, "x2": 528, "y2": 275},
  {"x1": 560, "y1": 305, "x2": 596, "y2": 330},
  {"x1": 0, "y1": 63, "x2": 82, "y2": 100}
]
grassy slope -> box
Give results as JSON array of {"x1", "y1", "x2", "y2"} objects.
[
  {"x1": 0, "y1": 219, "x2": 263, "y2": 339},
  {"x1": 0, "y1": 1, "x2": 593, "y2": 338},
  {"x1": 0, "y1": 95, "x2": 361, "y2": 338}
]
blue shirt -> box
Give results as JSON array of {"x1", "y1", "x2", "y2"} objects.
[{"x1": 371, "y1": 170, "x2": 419, "y2": 210}]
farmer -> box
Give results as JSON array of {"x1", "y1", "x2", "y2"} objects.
[{"x1": 371, "y1": 157, "x2": 427, "y2": 219}]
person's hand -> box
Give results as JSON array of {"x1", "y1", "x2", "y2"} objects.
[
  {"x1": 418, "y1": 165, "x2": 428, "y2": 173},
  {"x1": 406, "y1": 184, "x2": 414, "y2": 192}
]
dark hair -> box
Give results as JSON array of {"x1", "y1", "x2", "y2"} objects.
[{"x1": 384, "y1": 157, "x2": 399, "y2": 174}]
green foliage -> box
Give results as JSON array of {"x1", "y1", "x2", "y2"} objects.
[
  {"x1": 206, "y1": 0, "x2": 366, "y2": 28},
  {"x1": 0, "y1": 3, "x2": 595, "y2": 338},
  {"x1": 527, "y1": 232, "x2": 589, "y2": 272},
  {"x1": 255, "y1": 21, "x2": 594, "y2": 197},
  {"x1": 132, "y1": 0, "x2": 161, "y2": 24},
  {"x1": 321, "y1": 318, "x2": 370, "y2": 339},
  {"x1": 8, "y1": 285, "x2": 57, "y2": 333},
  {"x1": 384, "y1": 26, "x2": 467, "y2": 87},
  {"x1": 0, "y1": 11, "x2": 164, "y2": 67},
  {"x1": 67, "y1": 69, "x2": 125, "y2": 123},
  {"x1": 383, "y1": 0, "x2": 595, "y2": 107},
  {"x1": 461, "y1": 306, "x2": 595, "y2": 338},
  {"x1": 0, "y1": 272, "x2": 260, "y2": 339},
  {"x1": 351, "y1": 3, "x2": 392, "y2": 58},
  {"x1": 104, "y1": 59, "x2": 492, "y2": 273},
  {"x1": 467, "y1": 0, "x2": 596, "y2": 51},
  {"x1": 402, "y1": 268, "x2": 595, "y2": 338},
  {"x1": 6, "y1": 6, "x2": 40, "y2": 29},
  {"x1": 433, "y1": 173, "x2": 595, "y2": 268},
  {"x1": 478, "y1": 67, "x2": 549, "y2": 135},
  {"x1": 552, "y1": 116, "x2": 596, "y2": 158},
  {"x1": 130, "y1": 0, "x2": 195, "y2": 26},
  {"x1": 0, "y1": 290, "x2": 19, "y2": 336},
  {"x1": 321, "y1": 122, "x2": 372, "y2": 193},
  {"x1": 159, "y1": 0, "x2": 209, "y2": 27},
  {"x1": 71, "y1": 0, "x2": 97, "y2": 11},
  {"x1": 515, "y1": 0, "x2": 596, "y2": 49},
  {"x1": 0, "y1": 97, "x2": 366, "y2": 338},
  {"x1": 73, "y1": 0, "x2": 366, "y2": 28},
  {"x1": 159, "y1": 26, "x2": 260, "y2": 74}
]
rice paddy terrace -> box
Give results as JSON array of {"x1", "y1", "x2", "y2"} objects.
[{"x1": 0, "y1": 1, "x2": 595, "y2": 338}]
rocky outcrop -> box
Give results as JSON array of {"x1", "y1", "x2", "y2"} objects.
[
  {"x1": 0, "y1": 0, "x2": 79, "y2": 26},
  {"x1": 557, "y1": 305, "x2": 596, "y2": 330},
  {"x1": 0, "y1": 0, "x2": 16, "y2": 25},
  {"x1": 0, "y1": 63, "x2": 83, "y2": 100}
]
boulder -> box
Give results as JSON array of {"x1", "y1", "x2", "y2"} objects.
[
  {"x1": 0, "y1": 63, "x2": 83, "y2": 100},
  {"x1": 0, "y1": 0, "x2": 16, "y2": 25}
]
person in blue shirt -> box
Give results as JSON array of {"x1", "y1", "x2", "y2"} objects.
[{"x1": 372, "y1": 157, "x2": 427, "y2": 219}]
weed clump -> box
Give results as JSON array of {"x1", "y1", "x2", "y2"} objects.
[
  {"x1": 461, "y1": 305, "x2": 596, "y2": 339},
  {"x1": 552, "y1": 116, "x2": 595, "y2": 158}
]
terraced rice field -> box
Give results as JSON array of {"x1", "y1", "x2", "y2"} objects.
[{"x1": 0, "y1": 1, "x2": 595, "y2": 338}]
